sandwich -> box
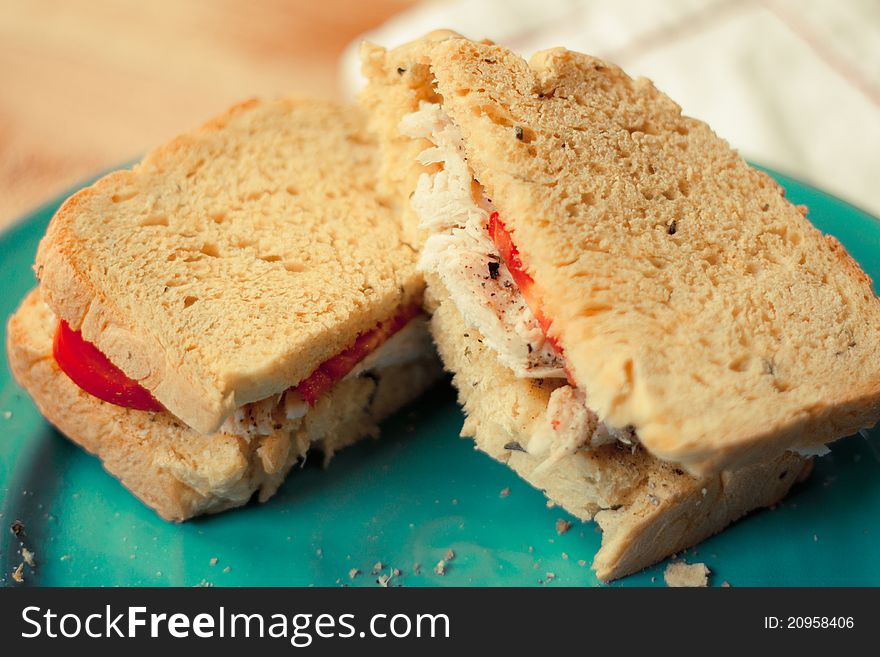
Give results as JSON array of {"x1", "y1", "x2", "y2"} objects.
[
  {"x1": 6, "y1": 98, "x2": 442, "y2": 521},
  {"x1": 360, "y1": 32, "x2": 880, "y2": 579}
]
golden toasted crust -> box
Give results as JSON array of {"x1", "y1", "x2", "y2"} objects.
[
  {"x1": 427, "y1": 278, "x2": 811, "y2": 581},
  {"x1": 593, "y1": 454, "x2": 812, "y2": 580},
  {"x1": 36, "y1": 98, "x2": 423, "y2": 434},
  {"x1": 361, "y1": 33, "x2": 880, "y2": 475},
  {"x1": 7, "y1": 288, "x2": 442, "y2": 521}
]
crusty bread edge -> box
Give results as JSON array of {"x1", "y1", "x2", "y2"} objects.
[{"x1": 593, "y1": 454, "x2": 812, "y2": 580}]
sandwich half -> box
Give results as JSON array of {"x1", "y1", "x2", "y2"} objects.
[
  {"x1": 6, "y1": 98, "x2": 442, "y2": 521},
  {"x1": 361, "y1": 32, "x2": 880, "y2": 474},
  {"x1": 358, "y1": 32, "x2": 880, "y2": 578}
]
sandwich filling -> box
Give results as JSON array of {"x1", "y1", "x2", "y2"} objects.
[
  {"x1": 52, "y1": 304, "x2": 431, "y2": 439},
  {"x1": 401, "y1": 102, "x2": 636, "y2": 468}
]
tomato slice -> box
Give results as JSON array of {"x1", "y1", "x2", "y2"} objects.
[
  {"x1": 488, "y1": 212, "x2": 561, "y2": 351},
  {"x1": 295, "y1": 303, "x2": 422, "y2": 406},
  {"x1": 53, "y1": 321, "x2": 165, "y2": 412},
  {"x1": 54, "y1": 303, "x2": 422, "y2": 414},
  {"x1": 488, "y1": 211, "x2": 535, "y2": 295}
]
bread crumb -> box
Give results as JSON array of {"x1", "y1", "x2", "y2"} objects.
[
  {"x1": 561, "y1": 552, "x2": 568, "y2": 560},
  {"x1": 21, "y1": 547, "x2": 35, "y2": 567},
  {"x1": 546, "y1": 500, "x2": 555, "y2": 509},
  {"x1": 376, "y1": 566, "x2": 402, "y2": 587},
  {"x1": 500, "y1": 487, "x2": 510, "y2": 497},
  {"x1": 413, "y1": 563, "x2": 421, "y2": 575},
  {"x1": 721, "y1": 581, "x2": 731, "y2": 587},
  {"x1": 222, "y1": 566, "x2": 231, "y2": 573},
  {"x1": 2, "y1": 411, "x2": 11, "y2": 419},
  {"x1": 11, "y1": 563, "x2": 24, "y2": 583},
  {"x1": 701, "y1": 487, "x2": 707, "y2": 497},
  {"x1": 348, "y1": 568, "x2": 360, "y2": 580},
  {"x1": 546, "y1": 572, "x2": 556, "y2": 582},
  {"x1": 209, "y1": 557, "x2": 218, "y2": 566},
  {"x1": 444, "y1": 548, "x2": 455, "y2": 561},
  {"x1": 577, "y1": 560, "x2": 586, "y2": 567},
  {"x1": 555, "y1": 519, "x2": 571, "y2": 535},
  {"x1": 59, "y1": 554, "x2": 71, "y2": 561},
  {"x1": 664, "y1": 561, "x2": 710, "y2": 587},
  {"x1": 434, "y1": 560, "x2": 447, "y2": 576},
  {"x1": 371, "y1": 561, "x2": 384, "y2": 575}
]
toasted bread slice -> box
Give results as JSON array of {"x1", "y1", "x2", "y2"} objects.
[
  {"x1": 427, "y1": 279, "x2": 811, "y2": 580},
  {"x1": 36, "y1": 98, "x2": 423, "y2": 434},
  {"x1": 7, "y1": 288, "x2": 442, "y2": 520},
  {"x1": 361, "y1": 33, "x2": 880, "y2": 474}
]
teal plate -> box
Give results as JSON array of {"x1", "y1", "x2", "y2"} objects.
[{"x1": 2, "y1": 166, "x2": 879, "y2": 587}]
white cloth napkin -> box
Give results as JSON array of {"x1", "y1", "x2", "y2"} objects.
[{"x1": 341, "y1": 0, "x2": 880, "y2": 216}]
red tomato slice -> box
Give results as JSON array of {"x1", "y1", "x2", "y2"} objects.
[
  {"x1": 53, "y1": 321, "x2": 165, "y2": 412},
  {"x1": 295, "y1": 303, "x2": 422, "y2": 406},
  {"x1": 488, "y1": 211, "x2": 562, "y2": 351},
  {"x1": 55, "y1": 304, "x2": 422, "y2": 414},
  {"x1": 488, "y1": 212, "x2": 535, "y2": 295}
]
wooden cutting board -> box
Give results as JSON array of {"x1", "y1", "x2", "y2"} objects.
[{"x1": 0, "y1": 0, "x2": 414, "y2": 230}]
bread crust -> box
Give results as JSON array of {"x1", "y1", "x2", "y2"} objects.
[
  {"x1": 36, "y1": 98, "x2": 424, "y2": 434},
  {"x1": 7, "y1": 288, "x2": 442, "y2": 521},
  {"x1": 361, "y1": 33, "x2": 880, "y2": 475}
]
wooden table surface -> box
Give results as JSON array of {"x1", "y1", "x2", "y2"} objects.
[{"x1": 0, "y1": 0, "x2": 414, "y2": 230}]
